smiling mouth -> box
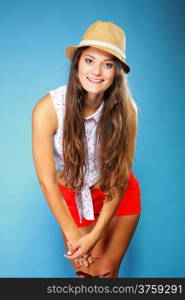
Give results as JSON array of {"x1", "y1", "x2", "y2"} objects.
[{"x1": 87, "y1": 77, "x2": 104, "y2": 84}]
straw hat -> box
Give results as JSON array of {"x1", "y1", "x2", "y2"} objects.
[{"x1": 66, "y1": 20, "x2": 130, "y2": 73}]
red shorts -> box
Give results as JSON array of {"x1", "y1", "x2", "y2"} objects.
[{"x1": 57, "y1": 171, "x2": 142, "y2": 227}]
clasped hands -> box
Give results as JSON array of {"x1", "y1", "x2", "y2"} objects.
[{"x1": 64, "y1": 232, "x2": 99, "y2": 267}]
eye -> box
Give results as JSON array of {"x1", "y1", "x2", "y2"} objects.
[
  {"x1": 85, "y1": 58, "x2": 93, "y2": 64},
  {"x1": 105, "y1": 63, "x2": 114, "y2": 68}
]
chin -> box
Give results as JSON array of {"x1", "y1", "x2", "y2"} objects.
[
  {"x1": 87, "y1": 86, "x2": 104, "y2": 92},
  {"x1": 82, "y1": 82, "x2": 107, "y2": 93}
]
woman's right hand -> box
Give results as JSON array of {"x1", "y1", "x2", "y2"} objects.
[
  {"x1": 66, "y1": 240, "x2": 93, "y2": 267},
  {"x1": 65, "y1": 233, "x2": 94, "y2": 267}
]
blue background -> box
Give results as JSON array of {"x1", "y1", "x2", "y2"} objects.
[{"x1": 0, "y1": 0, "x2": 185, "y2": 278}]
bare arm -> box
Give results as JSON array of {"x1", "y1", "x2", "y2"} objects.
[
  {"x1": 90, "y1": 190, "x2": 126, "y2": 240},
  {"x1": 32, "y1": 94, "x2": 80, "y2": 242}
]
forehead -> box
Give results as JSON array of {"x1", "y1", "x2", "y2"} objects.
[{"x1": 81, "y1": 46, "x2": 115, "y2": 60}]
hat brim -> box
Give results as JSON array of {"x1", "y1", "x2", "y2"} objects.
[{"x1": 65, "y1": 44, "x2": 130, "y2": 74}]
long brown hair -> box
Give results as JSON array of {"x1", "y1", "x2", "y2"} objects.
[{"x1": 62, "y1": 46, "x2": 138, "y2": 201}]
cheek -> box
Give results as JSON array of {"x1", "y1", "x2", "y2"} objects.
[
  {"x1": 105, "y1": 71, "x2": 115, "y2": 83},
  {"x1": 78, "y1": 67, "x2": 85, "y2": 84},
  {"x1": 78, "y1": 61, "x2": 89, "y2": 77}
]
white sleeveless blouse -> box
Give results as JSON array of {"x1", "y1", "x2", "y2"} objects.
[{"x1": 49, "y1": 85, "x2": 104, "y2": 223}]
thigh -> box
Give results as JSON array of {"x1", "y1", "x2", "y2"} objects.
[
  {"x1": 61, "y1": 213, "x2": 140, "y2": 277},
  {"x1": 90, "y1": 213, "x2": 141, "y2": 277}
]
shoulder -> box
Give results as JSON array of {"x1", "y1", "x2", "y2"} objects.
[
  {"x1": 48, "y1": 84, "x2": 67, "y2": 102},
  {"x1": 32, "y1": 93, "x2": 57, "y2": 133},
  {"x1": 32, "y1": 93, "x2": 52, "y2": 117},
  {"x1": 129, "y1": 97, "x2": 138, "y2": 121},
  {"x1": 32, "y1": 84, "x2": 67, "y2": 131},
  {"x1": 130, "y1": 98, "x2": 138, "y2": 114},
  {"x1": 126, "y1": 97, "x2": 138, "y2": 133},
  {"x1": 32, "y1": 84, "x2": 67, "y2": 117}
]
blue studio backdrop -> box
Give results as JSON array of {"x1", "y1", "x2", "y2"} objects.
[{"x1": 0, "y1": 0, "x2": 185, "y2": 277}]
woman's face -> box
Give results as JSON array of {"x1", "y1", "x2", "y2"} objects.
[{"x1": 78, "y1": 47, "x2": 116, "y2": 96}]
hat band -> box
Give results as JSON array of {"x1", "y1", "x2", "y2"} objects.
[{"x1": 79, "y1": 39, "x2": 126, "y2": 59}]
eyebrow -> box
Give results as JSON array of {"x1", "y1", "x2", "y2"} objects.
[{"x1": 83, "y1": 54, "x2": 115, "y2": 62}]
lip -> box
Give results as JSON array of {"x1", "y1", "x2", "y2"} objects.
[{"x1": 87, "y1": 77, "x2": 104, "y2": 84}]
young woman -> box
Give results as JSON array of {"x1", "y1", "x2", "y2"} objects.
[{"x1": 32, "y1": 21, "x2": 142, "y2": 278}]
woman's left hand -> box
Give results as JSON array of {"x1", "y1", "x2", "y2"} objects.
[{"x1": 64, "y1": 232, "x2": 99, "y2": 261}]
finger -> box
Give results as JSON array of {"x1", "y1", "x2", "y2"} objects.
[
  {"x1": 79, "y1": 253, "x2": 93, "y2": 265},
  {"x1": 83, "y1": 258, "x2": 89, "y2": 267},
  {"x1": 64, "y1": 252, "x2": 81, "y2": 260},
  {"x1": 79, "y1": 254, "x2": 90, "y2": 267},
  {"x1": 64, "y1": 242, "x2": 77, "y2": 258},
  {"x1": 64, "y1": 249, "x2": 83, "y2": 260},
  {"x1": 87, "y1": 255, "x2": 93, "y2": 264},
  {"x1": 74, "y1": 258, "x2": 79, "y2": 265},
  {"x1": 64, "y1": 253, "x2": 74, "y2": 259},
  {"x1": 83, "y1": 254, "x2": 93, "y2": 266},
  {"x1": 67, "y1": 242, "x2": 78, "y2": 253},
  {"x1": 79, "y1": 259, "x2": 84, "y2": 267},
  {"x1": 67, "y1": 241, "x2": 73, "y2": 250}
]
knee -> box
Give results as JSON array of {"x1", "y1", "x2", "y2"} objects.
[
  {"x1": 93, "y1": 261, "x2": 119, "y2": 278},
  {"x1": 105, "y1": 271, "x2": 118, "y2": 278},
  {"x1": 97, "y1": 267, "x2": 118, "y2": 278}
]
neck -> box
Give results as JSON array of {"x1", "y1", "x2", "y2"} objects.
[{"x1": 84, "y1": 92, "x2": 104, "y2": 111}]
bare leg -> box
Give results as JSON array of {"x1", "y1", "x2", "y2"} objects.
[
  {"x1": 90, "y1": 213, "x2": 141, "y2": 277},
  {"x1": 61, "y1": 213, "x2": 140, "y2": 277},
  {"x1": 61, "y1": 222, "x2": 96, "y2": 275}
]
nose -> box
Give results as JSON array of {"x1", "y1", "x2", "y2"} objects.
[{"x1": 92, "y1": 63, "x2": 102, "y2": 76}]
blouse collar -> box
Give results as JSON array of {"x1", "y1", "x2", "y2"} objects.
[{"x1": 84, "y1": 100, "x2": 104, "y2": 124}]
